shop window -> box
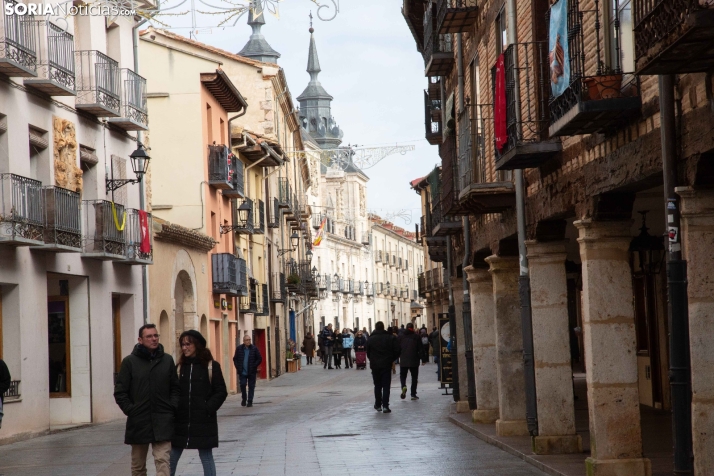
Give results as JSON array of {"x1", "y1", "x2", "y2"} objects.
[{"x1": 48, "y1": 296, "x2": 70, "y2": 396}]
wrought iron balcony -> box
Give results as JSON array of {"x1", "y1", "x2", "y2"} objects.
[
  {"x1": 347, "y1": 279, "x2": 355, "y2": 294},
  {"x1": 277, "y1": 178, "x2": 291, "y2": 209},
  {"x1": 548, "y1": 0, "x2": 642, "y2": 137},
  {"x1": 376, "y1": 282, "x2": 384, "y2": 295},
  {"x1": 0, "y1": 174, "x2": 43, "y2": 245},
  {"x1": 254, "y1": 199, "x2": 265, "y2": 234},
  {"x1": 39, "y1": 186, "x2": 80, "y2": 252},
  {"x1": 431, "y1": 192, "x2": 462, "y2": 236},
  {"x1": 0, "y1": 0, "x2": 36, "y2": 76},
  {"x1": 240, "y1": 279, "x2": 258, "y2": 313},
  {"x1": 317, "y1": 273, "x2": 329, "y2": 290},
  {"x1": 331, "y1": 276, "x2": 340, "y2": 293},
  {"x1": 426, "y1": 235, "x2": 447, "y2": 262},
  {"x1": 123, "y1": 209, "x2": 153, "y2": 265},
  {"x1": 286, "y1": 261, "x2": 302, "y2": 292},
  {"x1": 365, "y1": 283, "x2": 374, "y2": 297},
  {"x1": 268, "y1": 198, "x2": 280, "y2": 229},
  {"x1": 436, "y1": 0, "x2": 478, "y2": 34},
  {"x1": 424, "y1": 90, "x2": 443, "y2": 145},
  {"x1": 423, "y1": 1, "x2": 454, "y2": 77},
  {"x1": 271, "y1": 272, "x2": 286, "y2": 302},
  {"x1": 491, "y1": 43, "x2": 561, "y2": 170},
  {"x1": 3, "y1": 379, "x2": 20, "y2": 400},
  {"x1": 75, "y1": 50, "x2": 120, "y2": 117},
  {"x1": 212, "y1": 253, "x2": 247, "y2": 296},
  {"x1": 634, "y1": 0, "x2": 714, "y2": 74},
  {"x1": 223, "y1": 152, "x2": 245, "y2": 198},
  {"x1": 256, "y1": 283, "x2": 269, "y2": 316},
  {"x1": 82, "y1": 200, "x2": 126, "y2": 260},
  {"x1": 25, "y1": 21, "x2": 75, "y2": 95},
  {"x1": 208, "y1": 145, "x2": 233, "y2": 190},
  {"x1": 375, "y1": 250, "x2": 383, "y2": 263},
  {"x1": 418, "y1": 273, "x2": 426, "y2": 297},
  {"x1": 440, "y1": 134, "x2": 466, "y2": 216},
  {"x1": 106, "y1": 69, "x2": 148, "y2": 131}
]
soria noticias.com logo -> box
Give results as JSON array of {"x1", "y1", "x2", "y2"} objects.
[{"x1": 4, "y1": 2, "x2": 136, "y2": 16}]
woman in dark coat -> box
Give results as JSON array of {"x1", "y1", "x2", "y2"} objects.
[
  {"x1": 333, "y1": 330, "x2": 344, "y2": 369},
  {"x1": 302, "y1": 333, "x2": 317, "y2": 365},
  {"x1": 170, "y1": 330, "x2": 228, "y2": 476}
]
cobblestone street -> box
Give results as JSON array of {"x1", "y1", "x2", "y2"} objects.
[{"x1": 0, "y1": 361, "x2": 548, "y2": 476}]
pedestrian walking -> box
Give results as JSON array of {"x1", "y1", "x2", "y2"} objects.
[
  {"x1": 321, "y1": 324, "x2": 335, "y2": 369},
  {"x1": 302, "y1": 333, "x2": 316, "y2": 365},
  {"x1": 333, "y1": 329, "x2": 344, "y2": 369},
  {"x1": 390, "y1": 326, "x2": 399, "y2": 374},
  {"x1": 114, "y1": 324, "x2": 180, "y2": 476},
  {"x1": 397, "y1": 324, "x2": 406, "y2": 337},
  {"x1": 341, "y1": 328, "x2": 354, "y2": 369},
  {"x1": 419, "y1": 328, "x2": 430, "y2": 364},
  {"x1": 170, "y1": 330, "x2": 227, "y2": 476},
  {"x1": 429, "y1": 327, "x2": 441, "y2": 377},
  {"x1": 232, "y1": 335, "x2": 263, "y2": 407},
  {"x1": 398, "y1": 323, "x2": 426, "y2": 401},
  {"x1": 353, "y1": 331, "x2": 368, "y2": 369},
  {"x1": 366, "y1": 321, "x2": 401, "y2": 413},
  {"x1": 0, "y1": 357, "x2": 10, "y2": 429},
  {"x1": 362, "y1": 327, "x2": 370, "y2": 339}
]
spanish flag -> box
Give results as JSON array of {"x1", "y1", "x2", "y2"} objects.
[{"x1": 313, "y1": 217, "x2": 327, "y2": 247}]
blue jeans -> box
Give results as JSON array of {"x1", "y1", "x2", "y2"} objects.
[
  {"x1": 170, "y1": 446, "x2": 215, "y2": 476},
  {"x1": 240, "y1": 373, "x2": 257, "y2": 403}
]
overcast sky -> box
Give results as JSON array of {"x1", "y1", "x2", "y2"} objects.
[{"x1": 158, "y1": 0, "x2": 436, "y2": 228}]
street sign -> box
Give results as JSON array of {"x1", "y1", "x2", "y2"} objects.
[{"x1": 438, "y1": 313, "x2": 453, "y2": 389}]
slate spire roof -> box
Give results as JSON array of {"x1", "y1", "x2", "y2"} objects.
[
  {"x1": 297, "y1": 26, "x2": 332, "y2": 101},
  {"x1": 238, "y1": 2, "x2": 281, "y2": 64}
]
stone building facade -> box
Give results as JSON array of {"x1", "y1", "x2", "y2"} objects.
[{"x1": 405, "y1": 0, "x2": 714, "y2": 473}]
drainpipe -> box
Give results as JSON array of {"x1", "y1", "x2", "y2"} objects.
[
  {"x1": 506, "y1": 0, "x2": 538, "y2": 436},
  {"x1": 456, "y1": 32, "x2": 477, "y2": 411},
  {"x1": 660, "y1": 74, "x2": 693, "y2": 474},
  {"x1": 447, "y1": 237, "x2": 460, "y2": 402}
]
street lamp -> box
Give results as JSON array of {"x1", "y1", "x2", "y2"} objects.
[
  {"x1": 220, "y1": 199, "x2": 253, "y2": 235},
  {"x1": 306, "y1": 248, "x2": 313, "y2": 262},
  {"x1": 278, "y1": 231, "x2": 300, "y2": 257},
  {"x1": 106, "y1": 142, "x2": 151, "y2": 193},
  {"x1": 629, "y1": 211, "x2": 665, "y2": 275}
]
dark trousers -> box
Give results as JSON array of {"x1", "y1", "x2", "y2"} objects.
[
  {"x1": 324, "y1": 347, "x2": 333, "y2": 368},
  {"x1": 307, "y1": 356, "x2": 313, "y2": 364},
  {"x1": 342, "y1": 349, "x2": 353, "y2": 367},
  {"x1": 400, "y1": 366, "x2": 419, "y2": 396},
  {"x1": 334, "y1": 351, "x2": 342, "y2": 367},
  {"x1": 239, "y1": 373, "x2": 257, "y2": 403},
  {"x1": 372, "y1": 368, "x2": 392, "y2": 408}
]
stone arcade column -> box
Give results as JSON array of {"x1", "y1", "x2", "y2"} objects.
[
  {"x1": 677, "y1": 187, "x2": 714, "y2": 473},
  {"x1": 464, "y1": 265, "x2": 499, "y2": 424},
  {"x1": 525, "y1": 241, "x2": 581, "y2": 454},
  {"x1": 485, "y1": 255, "x2": 528, "y2": 436},
  {"x1": 450, "y1": 276, "x2": 470, "y2": 412},
  {"x1": 575, "y1": 220, "x2": 651, "y2": 476}
]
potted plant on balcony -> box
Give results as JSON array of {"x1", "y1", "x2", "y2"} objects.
[
  {"x1": 584, "y1": 64, "x2": 622, "y2": 100},
  {"x1": 287, "y1": 273, "x2": 301, "y2": 286}
]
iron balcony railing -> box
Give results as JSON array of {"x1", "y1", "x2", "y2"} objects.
[
  {"x1": 459, "y1": 104, "x2": 491, "y2": 190},
  {"x1": 256, "y1": 283, "x2": 269, "y2": 316},
  {"x1": 271, "y1": 272, "x2": 286, "y2": 301},
  {"x1": 375, "y1": 250, "x2": 382, "y2": 263},
  {"x1": 0, "y1": 174, "x2": 44, "y2": 244},
  {"x1": 82, "y1": 200, "x2": 126, "y2": 258},
  {"x1": 424, "y1": 90, "x2": 443, "y2": 145},
  {"x1": 331, "y1": 277, "x2": 340, "y2": 293},
  {"x1": 347, "y1": 279, "x2": 355, "y2": 294},
  {"x1": 114, "y1": 68, "x2": 147, "y2": 129},
  {"x1": 423, "y1": 0, "x2": 454, "y2": 77},
  {"x1": 75, "y1": 50, "x2": 120, "y2": 116},
  {"x1": 361, "y1": 231, "x2": 370, "y2": 245},
  {"x1": 419, "y1": 273, "x2": 427, "y2": 296},
  {"x1": 212, "y1": 253, "x2": 247, "y2": 296},
  {"x1": 240, "y1": 279, "x2": 258, "y2": 313},
  {"x1": 124, "y1": 208, "x2": 153, "y2": 264},
  {"x1": 254, "y1": 199, "x2": 265, "y2": 234},
  {"x1": 208, "y1": 144, "x2": 233, "y2": 190},
  {"x1": 436, "y1": 0, "x2": 478, "y2": 35},
  {"x1": 440, "y1": 133, "x2": 462, "y2": 216},
  {"x1": 26, "y1": 21, "x2": 75, "y2": 95},
  {"x1": 317, "y1": 273, "x2": 328, "y2": 290},
  {"x1": 365, "y1": 283, "x2": 374, "y2": 297},
  {"x1": 268, "y1": 197, "x2": 280, "y2": 229},
  {"x1": 223, "y1": 151, "x2": 245, "y2": 198},
  {"x1": 0, "y1": 0, "x2": 37, "y2": 76},
  {"x1": 278, "y1": 178, "x2": 292, "y2": 209},
  {"x1": 3, "y1": 380, "x2": 20, "y2": 400},
  {"x1": 42, "y1": 186, "x2": 81, "y2": 250}
]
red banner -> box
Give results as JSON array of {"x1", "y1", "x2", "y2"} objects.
[
  {"x1": 138, "y1": 210, "x2": 151, "y2": 254},
  {"x1": 494, "y1": 53, "x2": 507, "y2": 153}
]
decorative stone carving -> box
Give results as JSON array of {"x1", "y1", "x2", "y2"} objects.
[
  {"x1": 53, "y1": 117, "x2": 82, "y2": 192},
  {"x1": 359, "y1": 184, "x2": 366, "y2": 217}
]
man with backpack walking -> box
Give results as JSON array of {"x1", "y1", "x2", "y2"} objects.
[
  {"x1": 398, "y1": 323, "x2": 426, "y2": 400},
  {"x1": 366, "y1": 321, "x2": 401, "y2": 413}
]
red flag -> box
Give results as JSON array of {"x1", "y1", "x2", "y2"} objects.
[
  {"x1": 494, "y1": 53, "x2": 507, "y2": 152},
  {"x1": 138, "y1": 210, "x2": 151, "y2": 254}
]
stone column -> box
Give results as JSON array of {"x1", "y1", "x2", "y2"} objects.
[
  {"x1": 526, "y1": 241, "x2": 581, "y2": 454},
  {"x1": 450, "y1": 276, "x2": 470, "y2": 412},
  {"x1": 464, "y1": 265, "x2": 499, "y2": 424},
  {"x1": 575, "y1": 220, "x2": 651, "y2": 476},
  {"x1": 678, "y1": 187, "x2": 714, "y2": 473},
  {"x1": 485, "y1": 255, "x2": 528, "y2": 436}
]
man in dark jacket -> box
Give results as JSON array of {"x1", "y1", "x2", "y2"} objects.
[
  {"x1": 398, "y1": 323, "x2": 426, "y2": 400},
  {"x1": 321, "y1": 324, "x2": 335, "y2": 369},
  {"x1": 232, "y1": 334, "x2": 263, "y2": 407},
  {"x1": 0, "y1": 358, "x2": 11, "y2": 429},
  {"x1": 366, "y1": 321, "x2": 401, "y2": 413},
  {"x1": 114, "y1": 323, "x2": 180, "y2": 476}
]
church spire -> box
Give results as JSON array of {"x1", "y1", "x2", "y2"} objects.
[{"x1": 238, "y1": 1, "x2": 281, "y2": 64}]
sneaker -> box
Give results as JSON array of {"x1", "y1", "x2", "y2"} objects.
[
  {"x1": 382, "y1": 407, "x2": 392, "y2": 413},
  {"x1": 400, "y1": 386, "x2": 407, "y2": 400},
  {"x1": 247, "y1": 402, "x2": 253, "y2": 407},
  {"x1": 374, "y1": 404, "x2": 382, "y2": 412},
  {"x1": 411, "y1": 395, "x2": 419, "y2": 400},
  {"x1": 241, "y1": 399, "x2": 247, "y2": 407}
]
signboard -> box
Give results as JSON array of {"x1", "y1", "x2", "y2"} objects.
[{"x1": 438, "y1": 313, "x2": 453, "y2": 386}]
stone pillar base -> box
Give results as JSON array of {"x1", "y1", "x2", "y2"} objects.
[
  {"x1": 455, "y1": 401, "x2": 470, "y2": 413},
  {"x1": 495, "y1": 419, "x2": 528, "y2": 436},
  {"x1": 585, "y1": 457, "x2": 651, "y2": 476},
  {"x1": 532, "y1": 434, "x2": 582, "y2": 455},
  {"x1": 472, "y1": 408, "x2": 499, "y2": 424}
]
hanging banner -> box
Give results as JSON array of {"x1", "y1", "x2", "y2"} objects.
[
  {"x1": 138, "y1": 210, "x2": 151, "y2": 254},
  {"x1": 438, "y1": 314, "x2": 453, "y2": 386},
  {"x1": 313, "y1": 217, "x2": 327, "y2": 246},
  {"x1": 549, "y1": 0, "x2": 570, "y2": 98},
  {"x1": 493, "y1": 53, "x2": 507, "y2": 152}
]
